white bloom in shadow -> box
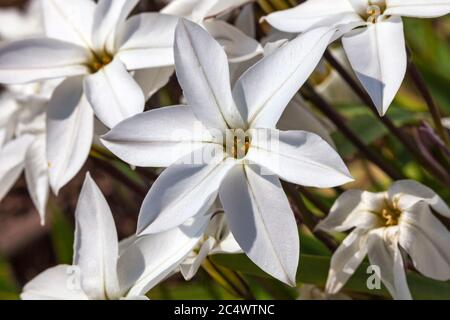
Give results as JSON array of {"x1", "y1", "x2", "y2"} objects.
[{"x1": 317, "y1": 180, "x2": 450, "y2": 300}]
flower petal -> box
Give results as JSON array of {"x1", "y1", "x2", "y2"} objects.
[
  {"x1": 219, "y1": 164, "x2": 299, "y2": 286},
  {"x1": 21, "y1": 265, "x2": 89, "y2": 300},
  {"x1": 42, "y1": 0, "x2": 95, "y2": 48},
  {"x1": 385, "y1": 0, "x2": 450, "y2": 18},
  {"x1": 325, "y1": 229, "x2": 369, "y2": 294},
  {"x1": 0, "y1": 136, "x2": 33, "y2": 201},
  {"x1": 0, "y1": 38, "x2": 90, "y2": 84},
  {"x1": 73, "y1": 173, "x2": 120, "y2": 300},
  {"x1": 115, "y1": 13, "x2": 179, "y2": 69},
  {"x1": 247, "y1": 128, "x2": 353, "y2": 188},
  {"x1": 264, "y1": 0, "x2": 361, "y2": 33},
  {"x1": 84, "y1": 58, "x2": 145, "y2": 128},
  {"x1": 47, "y1": 77, "x2": 94, "y2": 194},
  {"x1": 102, "y1": 105, "x2": 215, "y2": 168},
  {"x1": 174, "y1": 19, "x2": 245, "y2": 131},
  {"x1": 367, "y1": 228, "x2": 412, "y2": 300},
  {"x1": 180, "y1": 238, "x2": 216, "y2": 281},
  {"x1": 277, "y1": 94, "x2": 335, "y2": 147},
  {"x1": 399, "y1": 202, "x2": 450, "y2": 281},
  {"x1": 121, "y1": 215, "x2": 209, "y2": 296},
  {"x1": 388, "y1": 180, "x2": 450, "y2": 217},
  {"x1": 342, "y1": 16, "x2": 407, "y2": 115},
  {"x1": 203, "y1": 20, "x2": 263, "y2": 63},
  {"x1": 233, "y1": 28, "x2": 336, "y2": 129},
  {"x1": 134, "y1": 67, "x2": 174, "y2": 100},
  {"x1": 138, "y1": 145, "x2": 231, "y2": 235},
  {"x1": 24, "y1": 135, "x2": 49, "y2": 225},
  {"x1": 91, "y1": 0, "x2": 139, "y2": 53},
  {"x1": 317, "y1": 190, "x2": 384, "y2": 232}
]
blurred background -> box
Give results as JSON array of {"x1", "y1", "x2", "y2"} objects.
[{"x1": 0, "y1": 0, "x2": 449, "y2": 300}]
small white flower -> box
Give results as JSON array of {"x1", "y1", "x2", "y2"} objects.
[
  {"x1": 317, "y1": 180, "x2": 450, "y2": 300},
  {"x1": 179, "y1": 204, "x2": 242, "y2": 281},
  {"x1": 0, "y1": 0, "x2": 180, "y2": 193},
  {"x1": 0, "y1": 80, "x2": 59, "y2": 224},
  {"x1": 102, "y1": 19, "x2": 352, "y2": 285},
  {"x1": 21, "y1": 173, "x2": 206, "y2": 300},
  {"x1": 162, "y1": 0, "x2": 262, "y2": 62},
  {"x1": 265, "y1": 0, "x2": 450, "y2": 115}
]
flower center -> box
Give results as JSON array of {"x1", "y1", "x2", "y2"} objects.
[
  {"x1": 358, "y1": 0, "x2": 387, "y2": 22},
  {"x1": 225, "y1": 130, "x2": 251, "y2": 159},
  {"x1": 379, "y1": 199, "x2": 402, "y2": 227},
  {"x1": 88, "y1": 52, "x2": 113, "y2": 73}
]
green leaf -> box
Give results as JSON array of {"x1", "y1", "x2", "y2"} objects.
[
  {"x1": 50, "y1": 205, "x2": 74, "y2": 265},
  {"x1": 211, "y1": 254, "x2": 450, "y2": 300},
  {"x1": 0, "y1": 256, "x2": 19, "y2": 300}
]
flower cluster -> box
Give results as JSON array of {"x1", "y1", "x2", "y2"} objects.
[{"x1": 0, "y1": 0, "x2": 449, "y2": 300}]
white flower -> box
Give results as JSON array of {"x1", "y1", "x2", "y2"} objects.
[
  {"x1": 265, "y1": 0, "x2": 450, "y2": 115},
  {"x1": 317, "y1": 180, "x2": 450, "y2": 300},
  {"x1": 179, "y1": 203, "x2": 242, "y2": 281},
  {"x1": 162, "y1": 0, "x2": 262, "y2": 62},
  {"x1": 0, "y1": 0, "x2": 180, "y2": 193},
  {"x1": 0, "y1": 80, "x2": 59, "y2": 224},
  {"x1": 102, "y1": 19, "x2": 352, "y2": 285},
  {"x1": 21, "y1": 173, "x2": 206, "y2": 300}
]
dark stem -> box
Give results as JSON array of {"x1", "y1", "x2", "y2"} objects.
[
  {"x1": 302, "y1": 84, "x2": 405, "y2": 181},
  {"x1": 324, "y1": 50, "x2": 450, "y2": 183},
  {"x1": 283, "y1": 182, "x2": 338, "y2": 252},
  {"x1": 407, "y1": 59, "x2": 450, "y2": 146}
]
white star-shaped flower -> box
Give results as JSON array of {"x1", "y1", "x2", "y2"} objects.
[
  {"x1": 317, "y1": 180, "x2": 450, "y2": 300},
  {"x1": 0, "y1": 0, "x2": 180, "y2": 193},
  {"x1": 265, "y1": 0, "x2": 450, "y2": 115},
  {"x1": 102, "y1": 19, "x2": 352, "y2": 285},
  {"x1": 21, "y1": 173, "x2": 206, "y2": 300}
]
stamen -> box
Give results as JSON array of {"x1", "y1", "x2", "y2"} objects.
[
  {"x1": 88, "y1": 52, "x2": 113, "y2": 73},
  {"x1": 379, "y1": 199, "x2": 402, "y2": 227}
]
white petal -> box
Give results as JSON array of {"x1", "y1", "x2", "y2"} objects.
[
  {"x1": 219, "y1": 164, "x2": 299, "y2": 286},
  {"x1": 233, "y1": 28, "x2": 336, "y2": 129},
  {"x1": 73, "y1": 173, "x2": 120, "y2": 300},
  {"x1": 121, "y1": 215, "x2": 208, "y2": 296},
  {"x1": 385, "y1": 0, "x2": 450, "y2": 18},
  {"x1": 367, "y1": 228, "x2": 412, "y2": 300},
  {"x1": 264, "y1": 0, "x2": 361, "y2": 33},
  {"x1": 317, "y1": 190, "x2": 384, "y2": 232},
  {"x1": 102, "y1": 105, "x2": 215, "y2": 168},
  {"x1": 84, "y1": 58, "x2": 145, "y2": 128},
  {"x1": 204, "y1": 0, "x2": 252, "y2": 18},
  {"x1": 247, "y1": 128, "x2": 353, "y2": 188},
  {"x1": 203, "y1": 20, "x2": 263, "y2": 63},
  {"x1": 137, "y1": 145, "x2": 231, "y2": 235},
  {"x1": 24, "y1": 135, "x2": 49, "y2": 225},
  {"x1": 0, "y1": 94, "x2": 20, "y2": 147},
  {"x1": 91, "y1": 0, "x2": 139, "y2": 53},
  {"x1": 277, "y1": 94, "x2": 335, "y2": 147},
  {"x1": 174, "y1": 19, "x2": 245, "y2": 131},
  {"x1": 325, "y1": 229, "x2": 369, "y2": 294},
  {"x1": 134, "y1": 67, "x2": 174, "y2": 100},
  {"x1": 342, "y1": 17, "x2": 407, "y2": 115},
  {"x1": 235, "y1": 4, "x2": 256, "y2": 38},
  {"x1": 115, "y1": 13, "x2": 179, "y2": 69},
  {"x1": 161, "y1": 0, "x2": 198, "y2": 17},
  {"x1": 388, "y1": 180, "x2": 450, "y2": 217},
  {"x1": 0, "y1": 38, "x2": 90, "y2": 84},
  {"x1": 21, "y1": 265, "x2": 89, "y2": 300},
  {"x1": 180, "y1": 238, "x2": 216, "y2": 280},
  {"x1": 399, "y1": 202, "x2": 450, "y2": 280},
  {"x1": 42, "y1": 0, "x2": 95, "y2": 48},
  {"x1": 47, "y1": 77, "x2": 94, "y2": 194},
  {"x1": 0, "y1": 136, "x2": 33, "y2": 201}
]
